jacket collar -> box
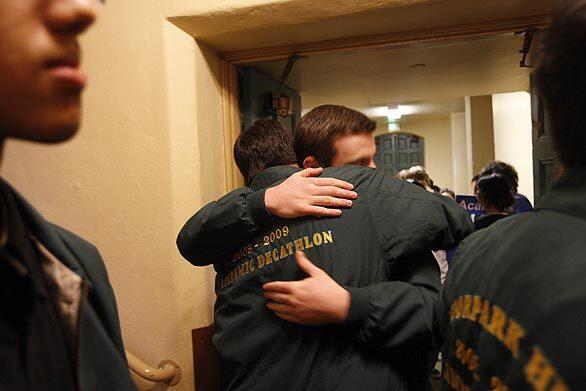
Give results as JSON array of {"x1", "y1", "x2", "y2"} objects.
[
  {"x1": 536, "y1": 166, "x2": 586, "y2": 221},
  {"x1": 250, "y1": 165, "x2": 300, "y2": 191},
  {"x1": 0, "y1": 178, "x2": 89, "y2": 279}
]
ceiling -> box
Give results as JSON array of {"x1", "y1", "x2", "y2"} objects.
[
  {"x1": 170, "y1": 0, "x2": 553, "y2": 53},
  {"x1": 254, "y1": 33, "x2": 533, "y2": 113},
  {"x1": 361, "y1": 98, "x2": 465, "y2": 120}
]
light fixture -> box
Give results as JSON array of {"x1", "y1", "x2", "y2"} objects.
[
  {"x1": 397, "y1": 104, "x2": 414, "y2": 115},
  {"x1": 364, "y1": 104, "x2": 409, "y2": 120},
  {"x1": 387, "y1": 104, "x2": 402, "y2": 121}
]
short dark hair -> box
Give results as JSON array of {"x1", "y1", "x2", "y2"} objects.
[
  {"x1": 233, "y1": 119, "x2": 297, "y2": 184},
  {"x1": 535, "y1": 0, "x2": 586, "y2": 167},
  {"x1": 294, "y1": 105, "x2": 376, "y2": 167},
  {"x1": 478, "y1": 161, "x2": 519, "y2": 193},
  {"x1": 475, "y1": 173, "x2": 515, "y2": 212}
]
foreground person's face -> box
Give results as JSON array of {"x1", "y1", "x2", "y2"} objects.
[
  {"x1": 0, "y1": 0, "x2": 97, "y2": 143},
  {"x1": 331, "y1": 132, "x2": 377, "y2": 168}
]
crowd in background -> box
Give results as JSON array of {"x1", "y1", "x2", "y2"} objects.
[{"x1": 397, "y1": 161, "x2": 533, "y2": 232}]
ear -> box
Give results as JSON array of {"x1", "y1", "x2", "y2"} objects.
[{"x1": 303, "y1": 156, "x2": 322, "y2": 169}]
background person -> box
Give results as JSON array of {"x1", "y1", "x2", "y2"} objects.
[
  {"x1": 473, "y1": 173, "x2": 515, "y2": 230},
  {"x1": 405, "y1": 165, "x2": 433, "y2": 191},
  {"x1": 0, "y1": 0, "x2": 136, "y2": 390},
  {"x1": 478, "y1": 161, "x2": 533, "y2": 214},
  {"x1": 440, "y1": 1, "x2": 586, "y2": 388},
  {"x1": 396, "y1": 169, "x2": 409, "y2": 180}
]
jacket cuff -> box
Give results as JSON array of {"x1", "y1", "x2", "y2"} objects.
[
  {"x1": 246, "y1": 188, "x2": 274, "y2": 227},
  {"x1": 343, "y1": 287, "x2": 370, "y2": 329}
]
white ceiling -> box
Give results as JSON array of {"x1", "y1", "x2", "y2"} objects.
[{"x1": 254, "y1": 33, "x2": 533, "y2": 115}]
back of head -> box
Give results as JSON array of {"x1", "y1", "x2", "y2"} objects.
[
  {"x1": 475, "y1": 173, "x2": 515, "y2": 212},
  {"x1": 479, "y1": 161, "x2": 519, "y2": 193},
  {"x1": 396, "y1": 169, "x2": 409, "y2": 180},
  {"x1": 234, "y1": 119, "x2": 297, "y2": 184},
  {"x1": 294, "y1": 105, "x2": 376, "y2": 167},
  {"x1": 405, "y1": 165, "x2": 431, "y2": 189},
  {"x1": 535, "y1": 0, "x2": 586, "y2": 168}
]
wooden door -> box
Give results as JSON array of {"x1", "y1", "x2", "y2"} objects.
[
  {"x1": 531, "y1": 73, "x2": 558, "y2": 203},
  {"x1": 375, "y1": 133, "x2": 424, "y2": 176}
]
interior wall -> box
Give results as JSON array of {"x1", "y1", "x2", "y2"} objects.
[
  {"x1": 450, "y1": 112, "x2": 469, "y2": 195},
  {"x1": 399, "y1": 116, "x2": 454, "y2": 190},
  {"x1": 492, "y1": 92, "x2": 534, "y2": 203},
  {"x1": 468, "y1": 95, "x2": 496, "y2": 175},
  {"x1": 1, "y1": 2, "x2": 224, "y2": 390}
]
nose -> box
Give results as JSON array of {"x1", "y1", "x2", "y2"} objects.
[{"x1": 45, "y1": 0, "x2": 97, "y2": 35}]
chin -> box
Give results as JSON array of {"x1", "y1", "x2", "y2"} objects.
[
  {"x1": 3, "y1": 94, "x2": 83, "y2": 143},
  {"x1": 33, "y1": 103, "x2": 82, "y2": 143},
  {"x1": 43, "y1": 125, "x2": 80, "y2": 143},
  {"x1": 17, "y1": 116, "x2": 81, "y2": 144}
]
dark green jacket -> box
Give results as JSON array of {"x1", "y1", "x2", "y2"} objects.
[
  {"x1": 440, "y1": 168, "x2": 586, "y2": 390},
  {"x1": 5, "y1": 180, "x2": 136, "y2": 391},
  {"x1": 178, "y1": 166, "x2": 473, "y2": 391}
]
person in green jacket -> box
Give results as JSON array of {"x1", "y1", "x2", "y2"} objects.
[
  {"x1": 178, "y1": 108, "x2": 473, "y2": 390},
  {"x1": 0, "y1": 1, "x2": 136, "y2": 390},
  {"x1": 439, "y1": 1, "x2": 586, "y2": 389}
]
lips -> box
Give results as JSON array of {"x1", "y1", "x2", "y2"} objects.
[{"x1": 45, "y1": 54, "x2": 87, "y2": 89}]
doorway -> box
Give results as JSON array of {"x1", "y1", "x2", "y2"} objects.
[{"x1": 236, "y1": 33, "x2": 537, "y2": 201}]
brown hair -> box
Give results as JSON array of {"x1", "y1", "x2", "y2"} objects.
[
  {"x1": 405, "y1": 166, "x2": 431, "y2": 189},
  {"x1": 234, "y1": 119, "x2": 297, "y2": 184},
  {"x1": 294, "y1": 105, "x2": 376, "y2": 166}
]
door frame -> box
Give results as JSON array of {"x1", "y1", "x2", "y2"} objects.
[{"x1": 218, "y1": 14, "x2": 549, "y2": 191}]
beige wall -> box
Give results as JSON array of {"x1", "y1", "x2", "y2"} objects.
[
  {"x1": 492, "y1": 92, "x2": 534, "y2": 203},
  {"x1": 450, "y1": 113, "x2": 469, "y2": 195},
  {"x1": 1, "y1": 2, "x2": 225, "y2": 390},
  {"x1": 399, "y1": 116, "x2": 454, "y2": 190},
  {"x1": 466, "y1": 95, "x2": 496, "y2": 175}
]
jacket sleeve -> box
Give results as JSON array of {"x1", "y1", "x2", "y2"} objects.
[
  {"x1": 366, "y1": 177, "x2": 474, "y2": 262},
  {"x1": 176, "y1": 187, "x2": 274, "y2": 266},
  {"x1": 343, "y1": 251, "x2": 440, "y2": 354},
  {"x1": 339, "y1": 174, "x2": 473, "y2": 354}
]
